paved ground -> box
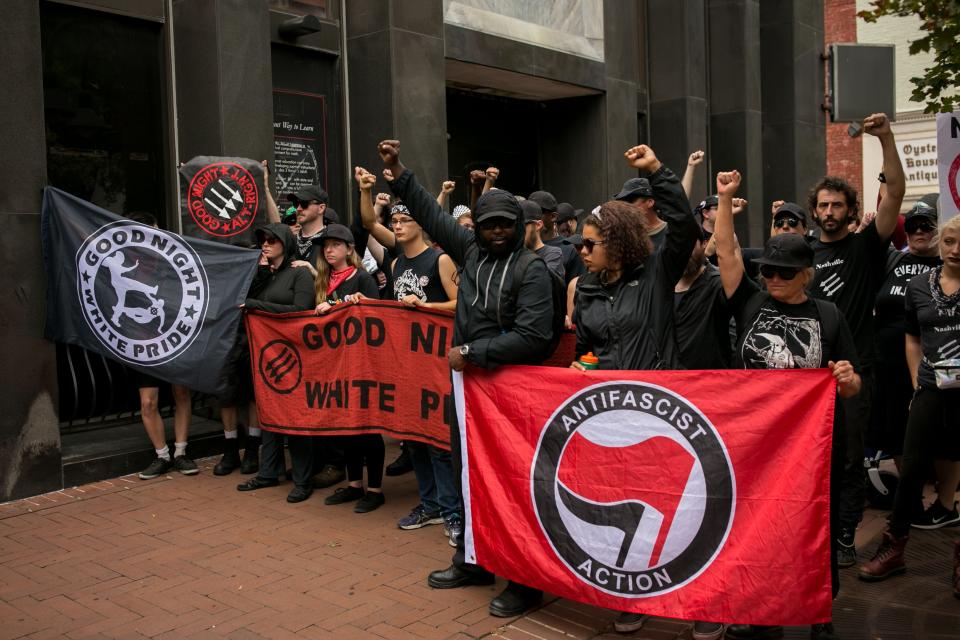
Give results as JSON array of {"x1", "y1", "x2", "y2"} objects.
[{"x1": 1, "y1": 444, "x2": 958, "y2": 640}]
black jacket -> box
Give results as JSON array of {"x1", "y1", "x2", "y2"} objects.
[
  {"x1": 389, "y1": 170, "x2": 554, "y2": 368},
  {"x1": 244, "y1": 223, "x2": 316, "y2": 313},
  {"x1": 573, "y1": 165, "x2": 698, "y2": 370}
]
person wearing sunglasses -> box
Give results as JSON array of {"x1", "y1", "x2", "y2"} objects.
[
  {"x1": 567, "y1": 145, "x2": 699, "y2": 635},
  {"x1": 714, "y1": 169, "x2": 860, "y2": 640},
  {"x1": 870, "y1": 195, "x2": 955, "y2": 525},
  {"x1": 859, "y1": 214, "x2": 960, "y2": 600},
  {"x1": 354, "y1": 166, "x2": 463, "y2": 535},
  {"x1": 770, "y1": 201, "x2": 808, "y2": 237}
]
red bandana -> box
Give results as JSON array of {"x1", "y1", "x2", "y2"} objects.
[{"x1": 327, "y1": 266, "x2": 357, "y2": 297}]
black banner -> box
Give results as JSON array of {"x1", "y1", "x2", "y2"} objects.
[
  {"x1": 41, "y1": 187, "x2": 261, "y2": 394},
  {"x1": 179, "y1": 156, "x2": 266, "y2": 246}
]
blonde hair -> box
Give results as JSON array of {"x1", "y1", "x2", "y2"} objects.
[
  {"x1": 940, "y1": 216, "x2": 960, "y2": 237},
  {"x1": 314, "y1": 243, "x2": 363, "y2": 303}
]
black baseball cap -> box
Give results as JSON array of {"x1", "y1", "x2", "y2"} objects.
[
  {"x1": 313, "y1": 223, "x2": 354, "y2": 245},
  {"x1": 323, "y1": 207, "x2": 340, "y2": 224},
  {"x1": 521, "y1": 200, "x2": 544, "y2": 224},
  {"x1": 613, "y1": 178, "x2": 653, "y2": 201},
  {"x1": 754, "y1": 233, "x2": 814, "y2": 269},
  {"x1": 567, "y1": 233, "x2": 584, "y2": 247},
  {"x1": 556, "y1": 202, "x2": 582, "y2": 222},
  {"x1": 904, "y1": 194, "x2": 938, "y2": 222},
  {"x1": 474, "y1": 189, "x2": 521, "y2": 223},
  {"x1": 527, "y1": 190, "x2": 558, "y2": 213},
  {"x1": 773, "y1": 202, "x2": 808, "y2": 226},
  {"x1": 287, "y1": 185, "x2": 329, "y2": 205}
]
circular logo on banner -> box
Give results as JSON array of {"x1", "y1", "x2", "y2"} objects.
[
  {"x1": 186, "y1": 162, "x2": 260, "y2": 237},
  {"x1": 258, "y1": 339, "x2": 303, "y2": 394},
  {"x1": 76, "y1": 221, "x2": 209, "y2": 366},
  {"x1": 531, "y1": 381, "x2": 735, "y2": 598},
  {"x1": 949, "y1": 153, "x2": 960, "y2": 211}
]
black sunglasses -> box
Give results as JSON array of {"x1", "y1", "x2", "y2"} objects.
[
  {"x1": 774, "y1": 217, "x2": 801, "y2": 229},
  {"x1": 905, "y1": 221, "x2": 936, "y2": 234},
  {"x1": 759, "y1": 264, "x2": 800, "y2": 280},
  {"x1": 477, "y1": 218, "x2": 513, "y2": 231},
  {"x1": 580, "y1": 237, "x2": 606, "y2": 253}
]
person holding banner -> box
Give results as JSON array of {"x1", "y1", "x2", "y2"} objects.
[
  {"x1": 234, "y1": 223, "x2": 317, "y2": 502},
  {"x1": 568, "y1": 146, "x2": 702, "y2": 635},
  {"x1": 377, "y1": 139, "x2": 556, "y2": 618},
  {"x1": 714, "y1": 169, "x2": 860, "y2": 640},
  {"x1": 354, "y1": 167, "x2": 464, "y2": 534},
  {"x1": 312, "y1": 224, "x2": 386, "y2": 513},
  {"x1": 859, "y1": 215, "x2": 960, "y2": 600}
]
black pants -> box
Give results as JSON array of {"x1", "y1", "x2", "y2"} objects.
[
  {"x1": 344, "y1": 434, "x2": 385, "y2": 489},
  {"x1": 259, "y1": 430, "x2": 314, "y2": 488},
  {"x1": 837, "y1": 367, "x2": 872, "y2": 533},
  {"x1": 889, "y1": 387, "x2": 960, "y2": 537}
]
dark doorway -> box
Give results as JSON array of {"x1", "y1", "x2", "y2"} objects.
[
  {"x1": 40, "y1": 2, "x2": 167, "y2": 224},
  {"x1": 271, "y1": 44, "x2": 345, "y2": 218},
  {"x1": 445, "y1": 88, "x2": 540, "y2": 205}
]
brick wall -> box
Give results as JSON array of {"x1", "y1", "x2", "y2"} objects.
[{"x1": 824, "y1": 0, "x2": 863, "y2": 199}]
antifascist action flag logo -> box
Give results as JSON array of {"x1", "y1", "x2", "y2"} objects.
[
  {"x1": 532, "y1": 381, "x2": 735, "y2": 597},
  {"x1": 77, "y1": 220, "x2": 208, "y2": 365}
]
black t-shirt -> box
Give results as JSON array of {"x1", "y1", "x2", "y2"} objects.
[
  {"x1": 729, "y1": 277, "x2": 859, "y2": 370},
  {"x1": 673, "y1": 266, "x2": 732, "y2": 369},
  {"x1": 875, "y1": 251, "x2": 941, "y2": 330},
  {"x1": 904, "y1": 269, "x2": 960, "y2": 389},
  {"x1": 324, "y1": 269, "x2": 379, "y2": 304},
  {"x1": 544, "y1": 235, "x2": 586, "y2": 283},
  {"x1": 648, "y1": 222, "x2": 668, "y2": 253},
  {"x1": 809, "y1": 223, "x2": 889, "y2": 367},
  {"x1": 391, "y1": 246, "x2": 449, "y2": 304},
  {"x1": 535, "y1": 244, "x2": 566, "y2": 280}
]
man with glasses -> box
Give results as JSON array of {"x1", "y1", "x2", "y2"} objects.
[
  {"x1": 770, "y1": 201, "x2": 808, "y2": 237},
  {"x1": 805, "y1": 113, "x2": 905, "y2": 572},
  {"x1": 285, "y1": 184, "x2": 338, "y2": 272}
]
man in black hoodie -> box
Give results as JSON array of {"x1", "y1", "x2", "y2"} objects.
[{"x1": 378, "y1": 139, "x2": 555, "y2": 618}]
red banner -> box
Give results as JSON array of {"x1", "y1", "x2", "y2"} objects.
[
  {"x1": 456, "y1": 367, "x2": 836, "y2": 625},
  {"x1": 246, "y1": 301, "x2": 577, "y2": 448}
]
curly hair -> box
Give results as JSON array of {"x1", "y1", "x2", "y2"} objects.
[
  {"x1": 582, "y1": 201, "x2": 653, "y2": 271},
  {"x1": 807, "y1": 176, "x2": 859, "y2": 219}
]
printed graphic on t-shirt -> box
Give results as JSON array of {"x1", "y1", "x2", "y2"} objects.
[
  {"x1": 393, "y1": 268, "x2": 429, "y2": 301},
  {"x1": 741, "y1": 309, "x2": 823, "y2": 369},
  {"x1": 939, "y1": 338, "x2": 960, "y2": 360},
  {"x1": 817, "y1": 271, "x2": 844, "y2": 298}
]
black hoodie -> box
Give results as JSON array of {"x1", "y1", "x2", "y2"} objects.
[
  {"x1": 389, "y1": 170, "x2": 554, "y2": 368},
  {"x1": 243, "y1": 223, "x2": 316, "y2": 313}
]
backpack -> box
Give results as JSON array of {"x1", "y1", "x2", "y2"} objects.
[{"x1": 510, "y1": 249, "x2": 567, "y2": 360}]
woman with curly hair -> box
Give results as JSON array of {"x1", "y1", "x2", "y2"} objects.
[{"x1": 571, "y1": 144, "x2": 699, "y2": 374}]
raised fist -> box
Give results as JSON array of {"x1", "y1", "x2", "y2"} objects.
[
  {"x1": 469, "y1": 169, "x2": 486, "y2": 185},
  {"x1": 383, "y1": 168, "x2": 395, "y2": 182},
  {"x1": 354, "y1": 166, "x2": 376, "y2": 191},
  {"x1": 624, "y1": 145, "x2": 660, "y2": 172},
  {"x1": 732, "y1": 198, "x2": 748, "y2": 215},
  {"x1": 375, "y1": 192, "x2": 391, "y2": 207},
  {"x1": 863, "y1": 113, "x2": 891, "y2": 137},
  {"x1": 377, "y1": 139, "x2": 401, "y2": 165},
  {"x1": 485, "y1": 167, "x2": 500, "y2": 182},
  {"x1": 441, "y1": 180, "x2": 456, "y2": 194},
  {"x1": 771, "y1": 200, "x2": 785, "y2": 215},
  {"x1": 687, "y1": 150, "x2": 705, "y2": 167},
  {"x1": 716, "y1": 170, "x2": 741, "y2": 197}
]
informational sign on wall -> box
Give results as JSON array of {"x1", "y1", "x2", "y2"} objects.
[
  {"x1": 272, "y1": 89, "x2": 329, "y2": 198},
  {"x1": 937, "y1": 112, "x2": 960, "y2": 222},
  {"x1": 900, "y1": 137, "x2": 938, "y2": 191}
]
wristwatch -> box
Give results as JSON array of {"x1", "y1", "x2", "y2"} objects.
[{"x1": 459, "y1": 344, "x2": 471, "y2": 357}]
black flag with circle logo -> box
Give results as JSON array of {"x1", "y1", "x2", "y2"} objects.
[
  {"x1": 41, "y1": 187, "x2": 261, "y2": 394},
  {"x1": 179, "y1": 156, "x2": 266, "y2": 246}
]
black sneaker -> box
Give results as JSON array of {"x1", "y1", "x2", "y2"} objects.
[
  {"x1": 324, "y1": 485, "x2": 365, "y2": 505},
  {"x1": 172, "y1": 455, "x2": 199, "y2": 475},
  {"x1": 810, "y1": 622, "x2": 839, "y2": 640},
  {"x1": 444, "y1": 514, "x2": 463, "y2": 547},
  {"x1": 385, "y1": 446, "x2": 413, "y2": 476},
  {"x1": 398, "y1": 504, "x2": 444, "y2": 530},
  {"x1": 354, "y1": 491, "x2": 385, "y2": 513},
  {"x1": 837, "y1": 528, "x2": 857, "y2": 568},
  {"x1": 139, "y1": 457, "x2": 172, "y2": 480},
  {"x1": 911, "y1": 501, "x2": 960, "y2": 530}
]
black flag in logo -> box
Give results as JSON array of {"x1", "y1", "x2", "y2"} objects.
[{"x1": 41, "y1": 187, "x2": 261, "y2": 394}]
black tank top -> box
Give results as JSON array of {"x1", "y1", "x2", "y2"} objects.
[{"x1": 392, "y1": 247, "x2": 448, "y2": 304}]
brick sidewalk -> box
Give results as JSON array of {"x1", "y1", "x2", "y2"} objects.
[{"x1": 1, "y1": 446, "x2": 958, "y2": 640}]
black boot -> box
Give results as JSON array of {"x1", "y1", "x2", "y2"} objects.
[
  {"x1": 214, "y1": 438, "x2": 241, "y2": 475},
  {"x1": 385, "y1": 443, "x2": 413, "y2": 477},
  {"x1": 241, "y1": 436, "x2": 260, "y2": 474}
]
